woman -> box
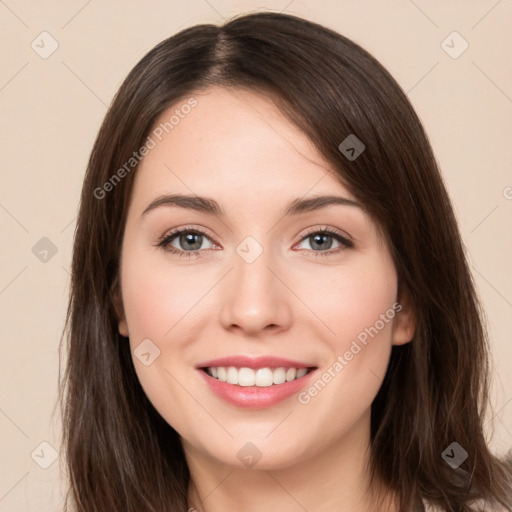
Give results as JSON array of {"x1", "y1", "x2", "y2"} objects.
[{"x1": 59, "y1": 11, "x2": 512, "y2": 512}]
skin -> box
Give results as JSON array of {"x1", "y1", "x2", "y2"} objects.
[{"x1": 116, "y1": 87, "x2": 416, "y2": 512}]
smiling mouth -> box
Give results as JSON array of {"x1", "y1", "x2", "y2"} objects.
[{"x1": 201, "y1": 366, "x2": 316, "y2": 387}]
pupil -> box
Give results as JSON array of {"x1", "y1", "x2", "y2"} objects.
[
  {"x1": 182, "y1": 233, "x2": 201, "y2": 250},
  {"x1": 312, "y1": 234, "x2": 332, "y2": 250}
]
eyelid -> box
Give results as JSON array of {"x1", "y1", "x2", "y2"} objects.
[
  {"x1": 156, "y1": 224, "x2": 219, "y2": 248},
  {"x1": 296, "y1": 225, "x2": 354, "y2": 245}
]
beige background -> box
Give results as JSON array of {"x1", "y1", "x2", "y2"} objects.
[{"x1": 0, "y1": 0, "x2": 511, "y2": 510}]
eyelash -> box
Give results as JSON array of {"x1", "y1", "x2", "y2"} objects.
[{"x1": 155, "y1": 225, "x2": 354, "y2": 259}]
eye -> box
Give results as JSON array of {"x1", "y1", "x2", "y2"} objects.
[
  {"x1": 294, "y1": 226, "x2": 353, "y2": 257},
  {"x1": 156, "y1": 226, "x2": 217, "y2": 258}
]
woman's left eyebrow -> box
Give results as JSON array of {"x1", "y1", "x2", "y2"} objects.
[{"x1": 141, "y1": 193, "x2": 362, "y2": 218}]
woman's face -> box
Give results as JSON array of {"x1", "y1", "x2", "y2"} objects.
[{"x1": 117, "y1": 87, "x2": 415, "y2": 470}]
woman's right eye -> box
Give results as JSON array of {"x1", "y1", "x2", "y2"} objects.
[{"x1": 156, "y1": 228, "x2": 216, "y2": 258}]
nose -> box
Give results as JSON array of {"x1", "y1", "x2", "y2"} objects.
[{"x1": 218, "y1": 243, "x2": 293, "y2": 337}]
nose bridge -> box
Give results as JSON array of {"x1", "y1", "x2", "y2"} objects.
[
  {"x1": 235, "y1": 235, "x2": 275, "y2": 294},
  {"x1": 218, "y1": 234, "x2": 291, "y2": 334}
]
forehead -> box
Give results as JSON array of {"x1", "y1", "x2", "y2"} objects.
[{"x1": 131, "y1": 87, "x2": 355, "y2": 210}]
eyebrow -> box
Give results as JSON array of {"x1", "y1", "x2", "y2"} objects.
[{"x1": 141, "y1": 193, "x2": 362, "y2": 218}]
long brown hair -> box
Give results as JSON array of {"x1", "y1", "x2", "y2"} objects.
[{"x1": 59, "y1": 11, "x2": 512, "y2": 512}]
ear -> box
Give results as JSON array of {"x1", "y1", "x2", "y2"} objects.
[
  {"x1": 112, "y1": 286, "x2": 129, "y2": 338},
  {"x1": 391, "y1": 288, "x2": 417, "y2": 346}
]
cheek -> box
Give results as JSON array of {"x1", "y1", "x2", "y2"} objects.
[
  {"x1": 297, "y1": 254, "x2": 398, "y2": 409},
  {"x1": 336, "y1": 272, "x2": 397, "y2": 350},
  {"x1": 119, "y1": 254, "x2": 204, "y2": 433},
  {"x1": 302, "y1": 254, "x2": 398, "y2": 349},
  {"x1": 121, "y1": 249, "x2": 208, "y2": 342},
  {"x1": 123, "y1": 276, "x2": 176, "y2": 341}
]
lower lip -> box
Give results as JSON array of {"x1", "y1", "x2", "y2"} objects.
[{"x1": 197, "y1": 369, "x2": 317, "y2": 409}]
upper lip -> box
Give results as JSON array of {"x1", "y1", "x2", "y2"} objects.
[{"x1": 196, "y1": 355, "x2": 317, "y2": 370}]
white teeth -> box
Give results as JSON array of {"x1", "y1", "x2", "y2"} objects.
[
  {"x1": 296, "y1": 368, "x2": 307, "y2": 378},
  {"x1": 238, "y1": 367, "x2": 255, "y2": 387},
  {"x1": 272, "y1": 367, "x2": 286, "y2": 384},
  {"x1": 205, "y1": 366, "x2": 311, "y2": 387},
  {"x1": 227, "y1": 366, "x2": 238, "y2": 385},
  {"x1": 285, "y1": 368, "x2": 296, "y2": 382},
  {"x1": 255, "y1": 368, "x2": 273, "y2": 387}
]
